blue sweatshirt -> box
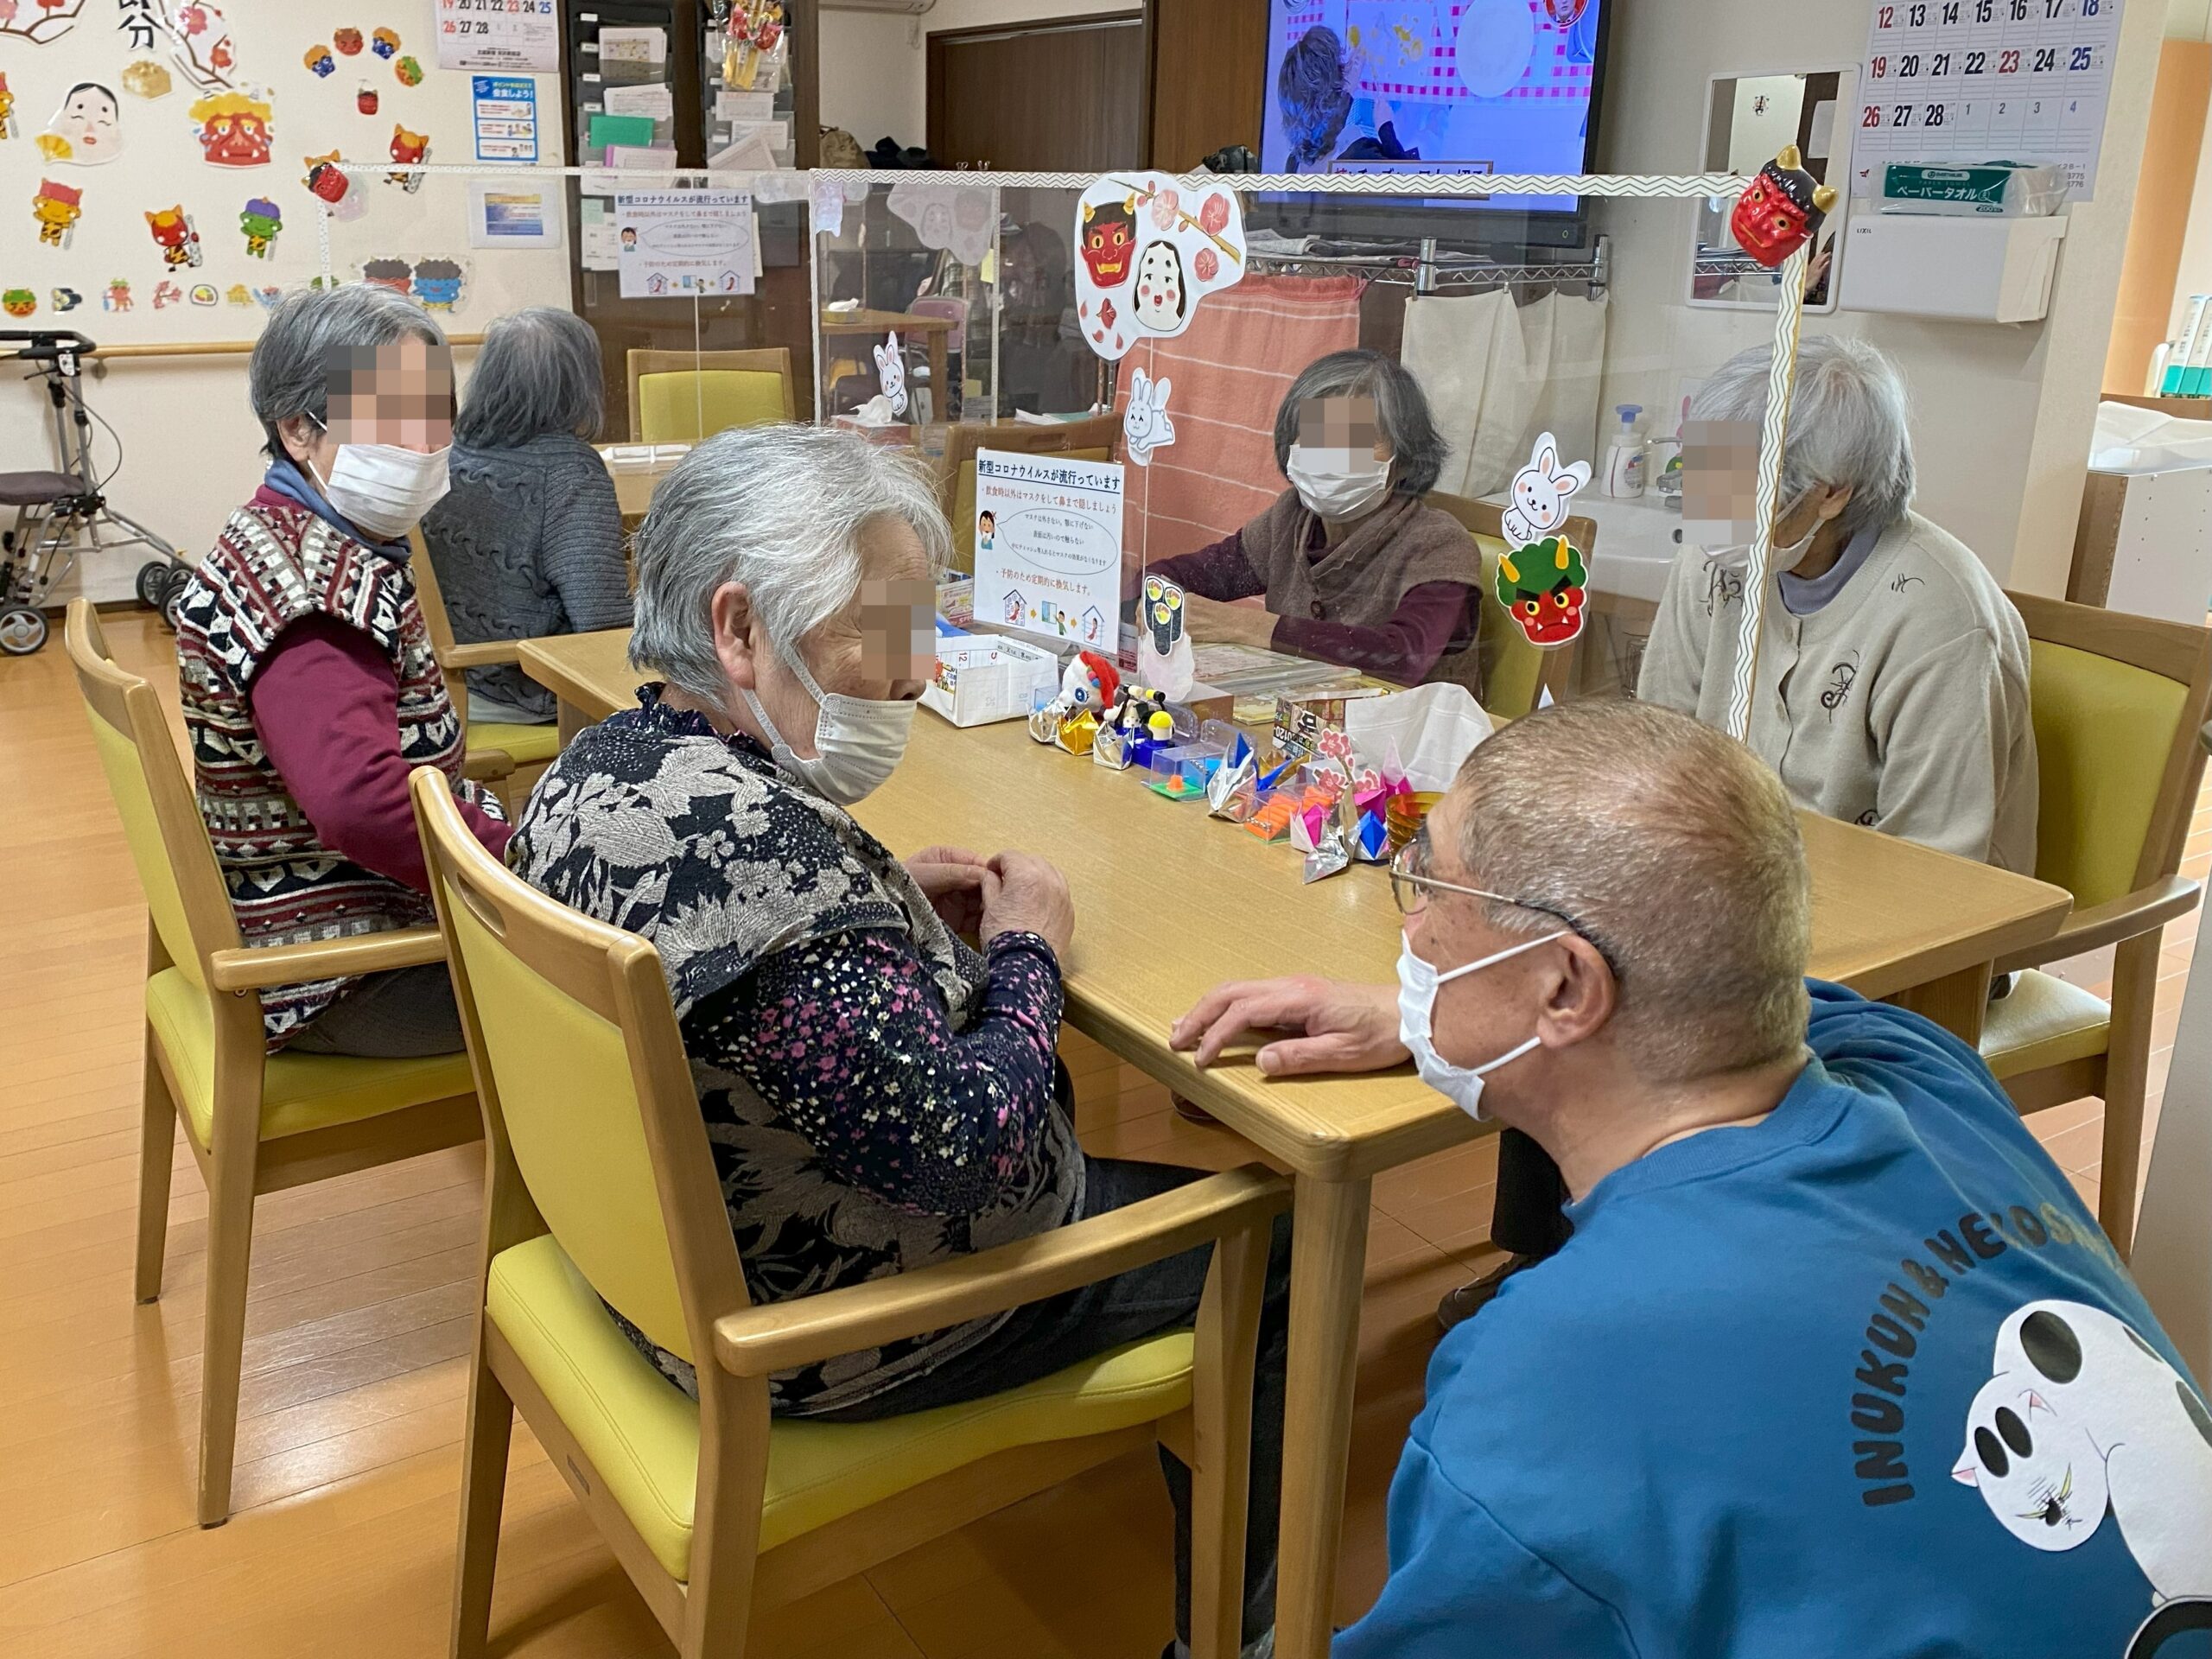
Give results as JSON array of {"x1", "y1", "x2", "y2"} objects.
[{"x1": 1338, "y1": 982, "x2": 2212, "y2": 1659}]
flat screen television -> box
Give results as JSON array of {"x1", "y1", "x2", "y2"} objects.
[{"x1": 1256, "y1": 0, "x2": 1612, "y2": 251}]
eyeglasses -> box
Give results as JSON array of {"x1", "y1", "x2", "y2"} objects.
[{"x1": 1389, "y1": 830, "x2": 1624, "y2": 979}]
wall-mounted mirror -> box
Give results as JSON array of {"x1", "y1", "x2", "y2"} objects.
[{"x1": 1686, "y1": 67, "x2": 1857, "y2": 315}]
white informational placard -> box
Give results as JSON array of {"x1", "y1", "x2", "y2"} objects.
[
  {"x1": 614, "y1": 191, "x2": 755, "y2": 298},
  {"x1": 471, "y1": 75, "x2": 539, "y2": 162},
  {"x1": 1856, "y1": 0, "x2": 2126, "y2": 198},
  {"x1": 971, "y1": 449, "x2": 1126, "y2": 651},
  {"x1": 468, "y1": 179, "x2": 563, "y2": 250},
  {"x1": 436, "y1": 0, "x2": 561, "y2": 73}
]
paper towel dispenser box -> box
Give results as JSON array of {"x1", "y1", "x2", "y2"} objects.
[{"x1": 1840, "y1": 213, "x2": 2069, "y2": 322}]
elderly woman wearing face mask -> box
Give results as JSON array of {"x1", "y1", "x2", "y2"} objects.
[
  {"x1": 510, "y1": 423, "x2": 1294, "y2": 1659},
  {"x1": 1638, "y1": 334, "x2": 2037, "y2": 874},
  {"x1": 170, "y1": 283, "x2": 506, "y2": 1058},
  {"x1": 1148, "y1": 348, "x2": 1484, "y2": 691}
]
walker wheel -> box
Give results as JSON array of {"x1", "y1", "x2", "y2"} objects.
[
  {"x1": 0, "y1": 606, "x2": 48, "y2": 656},
  {"x1": 135, "y1": 560, "x2": 178, "y2": 612}
]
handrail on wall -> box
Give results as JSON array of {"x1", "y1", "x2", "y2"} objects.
[{"x1": 86, "y1": 334, "x2": 488, "y2": 361}]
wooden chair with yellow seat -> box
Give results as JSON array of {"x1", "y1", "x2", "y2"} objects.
[
  {"x1": 626, "y1": 347, "x2": 796, "y2": 445},
  {"x1": 941, "y1": 414, "x2": 1121, "y2": 574},
  {"x1": 411, "y1": 767, "x2": 1290, "y2": 1659},
  {"x1": 1426, "y1": 491, "x2": 1593, "y2": 717},
  {"x1": 405, "y1": 528, "x2": 561, "y2": 805},
  {"x1": 1979, "y1": 593, "x2": 2212, "y2": 1255},
  {"x1": 63, "y1": 600, "x2": 483, "y2": 1528}
]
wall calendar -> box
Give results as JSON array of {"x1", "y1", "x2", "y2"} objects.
[{"x1": 1854, "y1": 0, "x2": 2126, "y2": 199}]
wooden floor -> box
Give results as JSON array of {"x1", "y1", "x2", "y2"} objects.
[{"x1": 1, "y1": 609, "x2": 2202, "y2": 1657}]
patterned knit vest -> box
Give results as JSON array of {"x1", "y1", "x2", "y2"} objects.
[{"x1": 173, "y1": 500, "x2": 488, "y2": 1048}]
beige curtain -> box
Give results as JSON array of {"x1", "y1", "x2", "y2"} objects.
[{"x1": 1402, "y1": 289, "x2": 1611, "y2": 499}]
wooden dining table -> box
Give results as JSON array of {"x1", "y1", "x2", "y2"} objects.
[{"x1": 519, "y1": 627, "x2": 2073, "y2": 1656}]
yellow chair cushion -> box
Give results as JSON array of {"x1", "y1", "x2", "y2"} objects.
[
  {"x1": 487, "y1": 1233, "x2": 1195, "y2": 1583},
  {"x1": 467, "y1": 721, "x2": 561, "y2": 767},
  {"x1": 637, "y1": 371, "x2": 786, "y2": 444},
  {"x1": 1979, "y1": 969, "x2": 2112, "y2": 1081},
  {"x1": 146, "y1": 967, "x2": 475, "y2": 1147},
  {"x1": 1476, "y1": 536, "x2": 1543, "y2": 720},
  {"x1": 2029, "y1": 639, "x2": 2190, "y2": 909}
]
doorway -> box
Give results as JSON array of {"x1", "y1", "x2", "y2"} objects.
[{"x1": 925, "y1": 13, "x2": 1146, "y2": 172}]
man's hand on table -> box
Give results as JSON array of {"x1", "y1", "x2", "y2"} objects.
[
  {"x1": 1179, "y1": 592, "x2": 1278, "y2": 650},
  {"x1": 1172, "y1": 976, "x2": 1408, "y2": 1077}
]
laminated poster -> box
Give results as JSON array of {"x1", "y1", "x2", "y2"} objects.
[{"x1": 972, "y1": 448, "x2": 1124, "y2": 651}]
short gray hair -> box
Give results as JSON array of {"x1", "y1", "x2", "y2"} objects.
[
  {"x1": 250, "y1": 283, "x2": 445, "y2": 454},
  {"x1": 630, "y1": 424, "x2": 950, "y2": 706},
  {"x1": 1272, "y1": 349, "x2": 1448, "y2": 497},
  {"x1": 456, "y1": 308, "x2": 606, "y2": 448},
  {"x1": 1451, "y1": 699, "x2": 1810, "y2": 1084},
  {"x1": 1690, "y1": 334, "x2": 1916, "y2": 541}
]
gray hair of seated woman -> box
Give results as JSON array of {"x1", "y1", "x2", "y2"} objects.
[
  {"x1": 1271, "y1": 348, "x2": 1448, "y2": 498},
  {"x1": 454, "y1": 307, "x2": 607, "y2": 448},
  {"x1": 249, "y1": 283, "x2": 445, "y2": 458},
  {"x1": 630, "y1": 423, "x2": 951, "y2": 709},
  {"x1": 1689, "y1": 334, "x2": 1916, "y2": 543}
]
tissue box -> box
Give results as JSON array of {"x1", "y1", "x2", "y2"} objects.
[
  {"x1": 923, "y1": 634, "x2": 1059, "y2": 727},
  {"x1": 1878, "y1": 162, "x2": 2067, "y2": 217}
]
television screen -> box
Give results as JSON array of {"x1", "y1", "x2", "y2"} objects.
[{"x1": 1258, "y1": 0, "x2": 1608, "y2": 237}]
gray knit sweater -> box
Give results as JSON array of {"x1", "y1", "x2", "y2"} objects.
[{"x1": 421, "y1": 433, "x2": 632, "y2": 721}]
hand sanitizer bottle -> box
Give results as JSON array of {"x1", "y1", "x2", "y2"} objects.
[{"x1": 1603, "y1": 404, "x2": 1646, "y2": 499}]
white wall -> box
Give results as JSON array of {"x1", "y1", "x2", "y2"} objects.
[
  {"x1": 0, "y1": 0, "x2": 569, "y2": 603},
  {"x1": 1590, "y1": 0, "x2": 2164, "y2": 594}
]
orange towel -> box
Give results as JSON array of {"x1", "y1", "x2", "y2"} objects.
[{"x1": 1122, "y1": 274, "x2": 1364, "y2": 565}]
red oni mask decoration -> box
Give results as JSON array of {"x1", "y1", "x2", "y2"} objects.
[
  {"x1": 193, "y1": 93, "x2": 272, "y2": 168},
  {"x1": 1728, "y1": 144, "x2": 1838, "y2": 270},
  {"x1": 1516, "y1": 583, "x2": 1586, "y2": 645},
  {"x1": 1080, "y1": 200, "x2": 1136, "y2": 289}
]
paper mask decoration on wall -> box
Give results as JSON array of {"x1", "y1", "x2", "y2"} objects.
[
  {"x1": 1074, "y1": 175, "x2": 1243, "y2": 360},
  {"x1": 387, "y1": 125, "x2": 429, "y2": 192},
  {"x1": 2, "y1": 289, "x2": 35, "y2": 319},
  {"x1": 1496, "y1": 432, "x2": 1592, "y2": 647},
  {"x1": 1136, "y1": 573, "x2": 1196, "y2": 701},
  {"x1": 121, "y1": 60, "x2": 172, "y2": 99},
  {"x1": 884, "y1": 175, "x2": 995, "y2": 269},
  {"x1": 371, "y1": 26, "x2": 401, "y2": 58},
  {"x1": 145, "y1": 204, "x2": 202, "y2": 267},
  {"x1": 32, "y1": 179, "x2": 82, "y2": 247},
  {"x1": 1122, "y1": 366, "x2": 1174, "y2": 467},
  {"x1": 164, "y1": 2, "x2": 237, "y2": 92},
  {"x1": 873, "y1": 332, "x2": 908, "y2": 417},
  {"x1": 239, "y1": 197, "x2": 279, "y2": 257},
  {"x1": 1730, "y1": 144, "x2": 1836, "y2": 270},
  {"x1": 393, "y1": 55, "x2": 423, "y2": 88},
  {"x1": 304, "y1": 44, "x2": 334, "y2": 78},
  {"x1": 0, "y1": 0, "x2": 87, "y2": 44},
  {"x1": 51, "y1": 285, "x2": 79, "y2": 312},
  {"x1": 104, "y1": 278, "x2": 131, "y2": 312},
  {"x1": 39, "y1": 82, "x2": 122, "y2": 165},
  {"x1": 191, "y1": 88, "x2": 270, "y2": 167}
]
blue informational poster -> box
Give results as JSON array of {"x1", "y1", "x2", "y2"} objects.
[{"x1": 472, "y1": 75, "x2": 540, "y2": 163}]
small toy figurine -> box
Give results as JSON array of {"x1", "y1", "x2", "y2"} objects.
[
  {"x1": 2, "y1": 289, "x2": 35, "y2": 319},
  {"x1": 386, "y1": 124, "x2": 429, "y2": 192},
  {"x1": 1059, "y1": 649, "x2": 1121, "y2": 717},
  {"x1": 303, "y1": 43, "x2": 335, "y2": 78},
  {"x1": 370, "y1": 25, "x2": 401, "y2": 58},
  {"x1": 32, "y1": 178, "x2": 83, "y2": 248},
  {"x1": 393, "y1": 55, "x2": 423, "y2": 88},
  {"x1": 1729, "y1": 144, "x2": 1837, "y2": 270},
  {"x1": 239, "y1": 195, "x2": 280, "y2": 257},
  {"x1": 105, "y1": 277, "x2": 132, "y2": 313},
  {"x1": 333, "y1": 26, "x2": 363, "y2": 54},
  {"x1": 145, "y1": 204, "x2": 202, "y2": 268},
  {"x1": 303, "y1": 149, "x2": 349, "y2": 203}
]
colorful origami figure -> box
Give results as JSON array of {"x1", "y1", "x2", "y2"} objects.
[
  {"x1": 239, "y1": 195, "x2": 280, "y2": 257},
  {"x1": 1729, "y1": 144, "x2": 1837, "y2": 270},
  {"x1": 31, "y1": 177, "x2": 82, "y2": 247}
]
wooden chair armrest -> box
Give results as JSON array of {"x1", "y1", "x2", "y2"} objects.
[
  {"x1": 1993, "y1": 876, "x2": 2202, "y2": 976},
  {"x1": 713, "y1": 1166, "x2": 1291, "y2": 1379},
  {"x1": 442, "y1": 641, "x2": 524, "y2": 671},
  {"x1": 461, "y1": 749, "x2": 516, "y2": 783},
  {"x1": 207, "y1": 925, "x2": 447, "y2": 992}
]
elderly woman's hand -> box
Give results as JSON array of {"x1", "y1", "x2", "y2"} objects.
[
  {"x1": 1180, "y1": 593, "x2": 1277, "y2": 650},
  {"x1": 982, "y1": 851, "x2": 1075, "y2": 963},
  {"x1": 907, "y1": 845, "x2": 989, "y2": 938}
]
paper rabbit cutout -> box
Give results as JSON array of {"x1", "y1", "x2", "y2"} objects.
[
  {"x1": 1122, "y1": 365, "x2": 1175, "y2": 467},
  {"x1": 873, "y1": 331, "x2": 908, "y2": 417},
  {"x1": 1499, "y1": 432, "x2": 1591, "y2": 549}
]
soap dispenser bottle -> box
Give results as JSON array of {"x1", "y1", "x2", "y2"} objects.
[{"x1": 1603, "y1": 404, "x2": 1645, "y2": 499}]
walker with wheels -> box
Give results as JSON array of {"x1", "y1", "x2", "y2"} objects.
[{"x1": 0, "y1": 329, "x2": 184, "y2": 656}]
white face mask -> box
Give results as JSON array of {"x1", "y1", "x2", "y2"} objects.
[
  {"x1": 1691, "y1": 493, "x2": 1818, "y2": 575},
  {"x1": 741, "y1": 649, "x2": 915, "y2": 805},
  {"x1": 1395, "y1": 929, "x2": 1565, "y2": 1120},
  {"x1": 307, "y1": 419, "x2": 451, "y2": 542},
  {"x1": 1286, "y1": 443, "x2": 1392, "y2": 521}
]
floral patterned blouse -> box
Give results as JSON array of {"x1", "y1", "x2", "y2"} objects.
[{"x1": 507, "y1": 686, "x2": 1084, "y2": 1413}]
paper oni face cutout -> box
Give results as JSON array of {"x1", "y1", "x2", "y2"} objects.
[
  {"x1": 1073, "y1": 173, "x2": 1243, "y2": 360},
  {"x1": 1495, "y1": 431, "x2": 1592, "y2": 648}
]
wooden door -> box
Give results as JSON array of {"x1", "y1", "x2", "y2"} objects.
[
  {"x1": 1146, "y1": 0, "x2": 1267, "y2": 172},
  {"x1": 926, "y1": 14, "x2": 1146, "y2": 172}
]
